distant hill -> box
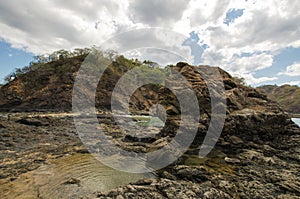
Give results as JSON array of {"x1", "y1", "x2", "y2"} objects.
[{"x1": 257, "y1": 84, "x2": 300, "y2": 114}]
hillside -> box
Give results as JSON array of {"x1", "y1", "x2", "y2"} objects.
[
  {"x1": 257, "y1": 84, "x2": 300, "y2": 114},
  {"x1": 0, "y1": 53, "x2": 168, "y2": 112},
  {"x1": 0, "y1": 51, "x2": 278, "y2": 115},
  {"x1": 0, "y1": 51, "x2": 294, "y2": 155}
]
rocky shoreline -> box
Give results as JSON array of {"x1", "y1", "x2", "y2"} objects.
[
  {"x1": 0, "y1": 108, "x2": 299, "y2": 198},
  {"x1": 0, "y1": 113, "x2": 83, "y2": 180},
  {"x1": 0, "y1": 62, "x2": 300, "y2": 198}
]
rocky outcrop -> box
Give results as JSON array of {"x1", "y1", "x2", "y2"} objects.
[{"x1": 95, "y1": 63, "x2": 300, "y2": 198}]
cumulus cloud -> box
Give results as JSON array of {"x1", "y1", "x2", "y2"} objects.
[
  {"x1": 200, "y1": 50, "x2": 275, "y2": 85},
  {"x1": 195, "y1": 0, "x2": 300, "y2": 51},
  {"x1": 227, "y1": 53, "x2": 273, "y2": 73},
  {"x1": 189, "y1": 0, "x2": 231, "y2": 27},
  {"x1": 241, "y1": 73, "x2": 277, "y2": 85},
  {"x1": 0, "y1": 0, "x2": 299, "y2": 86},
  {"x1": 128, "y1": 0, "x2": 190, "y2": 27},
  {"x1": 0, "y1": 0, "x2": 135, "y2": 54},
  {"x1": 278, "y1": 62, "x2": 300, "y2": 76},
  {"x1": 201, "y1": 51, "x2": 273, "y2": 73},
  {"x1": 100, "y1": 28, "x2": 193, "y2": 64},
  {"x1": 0, "y1": 0, "x2": 299, "y2": 56},
  {"x1": 184, "y1": 0, "x2": 300, "y2": 85}
]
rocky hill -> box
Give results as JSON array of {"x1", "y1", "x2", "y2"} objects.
[
  {"x1": 0, "y1": 53, "x2": 283, "y2": 115},
  {"x1": 257, "y1": 84, "x2": 300, "y2": 114},
  {"x1": 0, "y1": 54, "x2": 299, "y2": 198},
  {"x1": 0, "y1": 54, "x2": 167, "y2": 112},
  {"x1": 0, "y1": 55, "x2": 84, "y2": 111}
]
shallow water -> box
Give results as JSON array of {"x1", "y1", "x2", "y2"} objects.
[
  {"x1": 292, "y1": 118, "x2": 300, "y2": 127},
  {"x1": 0, "y1": 153, "x2": 150, "y2": 198}
]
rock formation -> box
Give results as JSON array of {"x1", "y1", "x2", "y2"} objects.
[{"x1": 0, "y1": 56, "x2": 299, "y2": 198}]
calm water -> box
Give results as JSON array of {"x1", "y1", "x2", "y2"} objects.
[
  {"x1": 292, "y1": 118, "x2": 300, "y2": 127},
  {"x1": 1, "y1": 153, "x2": 151, "y2": 198}
]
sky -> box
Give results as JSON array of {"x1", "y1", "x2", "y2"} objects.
[{"x1": 0, "y1": 0, "x2": 299, "y2": 87}]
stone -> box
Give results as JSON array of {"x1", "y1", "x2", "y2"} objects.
[
  {"x1": 228, "y1": 135, "x2": 243, "y2": 145},
  {"x1": 224, "y1": 157, "x2": 241, "y2": 164},
  {"x1": 63, "y1": 178, "x2": 80, "y2": 185}
]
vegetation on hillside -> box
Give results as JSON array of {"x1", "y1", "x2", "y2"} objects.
[
  {"x1": 257, "y1": 84, "x2": 300, "y2": 114},
  {"x1": 3, "y1": 48, "x2": 170, "y2": 85},
  {"x1": 0, "y1": 48, "x2": 172, "y2": 110},
  {"x1": 3, "y1": 48, "x2": 92, "y2": 83}
]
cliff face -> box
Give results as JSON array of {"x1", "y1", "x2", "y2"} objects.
[{"x1": 257, "y1": 84, "x2": 300, "y2": 114}]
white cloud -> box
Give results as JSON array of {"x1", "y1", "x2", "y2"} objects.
[
  {"x1": 279, "y1": 81, "x2": 300, "y2": 86},
  {"x1": 239, "y1": 73, "x2": 278, "y2": 85},
  {"x1": 0, "y1": 0, "x2": 137, "y2": 54},
  {"x1": 189, "y1": 0, "x2": 230, "y2": 26},
  {"x1": 128, "y1": 0, "x2": 190, "y2": 28},
  {"x1": 228, "y1": 53, "x2": 273, "y2": 73},
  {"x1": 184, "y1": 0, "x2": 300, "y2": 86},
  {"x1": 0, "y1": 0, "x2": 299, "y2": 87},
  {"x1": 201, "y1": 51, "x2": 273, "y2": 74},
  {"x1": 278, "y1": 62, "x2": 300, "y2": 76},
  {"x1": 0, "y1": 0, "x2": 299, "y2": 57},
  {"x1": 124, "y1": 48, "x2": 187, "y2": 66},
  {"x1": 188, "y1": 1, "x2": 299, "y2": 52}
]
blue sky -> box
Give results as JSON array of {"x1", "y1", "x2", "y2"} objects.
[
  {"x1": 0, "y1": 0, "x2": 299, "y2": 87},
  {"x1": 224, "y1": 8, "x2": 244, "y2": 25},
  {"x1": 0, "y1": 41, "x2": 34, "y2": 83},
  {"x1": 255, "y1": 47, "x2": 300, "y2": 85}
]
